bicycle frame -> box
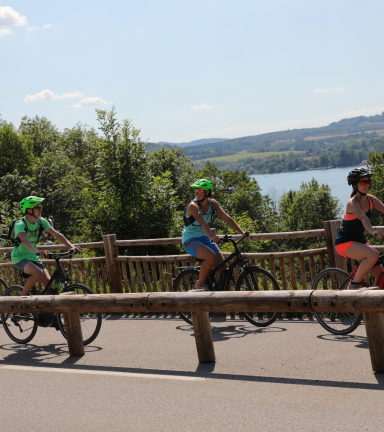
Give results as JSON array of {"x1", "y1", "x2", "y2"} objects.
[
  {"x1": 196, "y1": 234, "x2": 250, "y2": 291},
  {"x1": 349, "y1": 254, "x2": 384, "y2": 289},
  {"x1": 36, "y1": 258, "x2": 71, "y2": 295}
]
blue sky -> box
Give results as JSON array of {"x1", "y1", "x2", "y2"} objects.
[{"x1": 1, "y1": 0, "x2": 384, "y2": 143}]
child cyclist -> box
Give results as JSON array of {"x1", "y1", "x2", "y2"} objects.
[
  {"x1": 334, "y1": 168, "x2": 384, "y2": 289},
  {"x1": 182, "y1": 179, "x2": 248, "y2": 291},
  {"x1": 11, "y1": 196, "x2": 81, "y2": 296}
]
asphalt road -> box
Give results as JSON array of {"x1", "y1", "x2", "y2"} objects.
[{"x1": 0, "y1": 313, "x2": 382, "y2": 431}]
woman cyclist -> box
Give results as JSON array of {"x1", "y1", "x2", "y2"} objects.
[
  {"x1": 334, "y1": 168, "x2": 384, "y2": 289},
  {"x1": 182, "y1": 179, "x2": 247, "y2": 291},
  {"x1": 11, "y1": 196, "x2": 81, "y2": 296}
]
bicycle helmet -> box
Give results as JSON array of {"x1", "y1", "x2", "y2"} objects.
[
  {"x1": 20, "y1": 196, "x2": 45, "y2": 214},
  {"x1": 190, "y1": 179, "x2": 213, "y2": 190},
  {"x1": 347, "y1": 168, "x2": 372, "y2": 185}
]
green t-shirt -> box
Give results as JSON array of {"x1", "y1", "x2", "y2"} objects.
[{"x1": 11, "y1": 217, "x2": 52, "y2": 264}]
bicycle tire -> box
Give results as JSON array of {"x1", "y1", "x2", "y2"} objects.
[
  {"x1": 235, "y1": 266, "x2": 280, "y2": 327},
  {"x1": 0, "y1": 277, "x2": 8, "y2": 294},
  {"x1": 57, "y1": 283, "x2": 102, "y2": 345},
  {"x1": 1, "y1": 285, "x2": 38, "y2": 344},
  {"x1": 312, "y1": 267, "x2": 362, "y2": 335},
  {"x1": 173, "y1": 268, "x2": 213, "y2": 325}
]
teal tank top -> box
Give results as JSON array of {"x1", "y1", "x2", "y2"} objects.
[{"x1": 182, "y1": 200, "x2": 215, "y2": 244}]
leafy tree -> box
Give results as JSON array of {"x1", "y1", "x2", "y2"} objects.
[
  {"x1": 278, "y1": 179, "x2": 341, "y2": 249},
  {"x1": 0, "y1": 121, "x2": 31, "y2": 177}
]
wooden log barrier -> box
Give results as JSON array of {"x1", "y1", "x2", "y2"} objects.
[{"x1": 1, "y1": 290, "x2": 384, "y2": 369}]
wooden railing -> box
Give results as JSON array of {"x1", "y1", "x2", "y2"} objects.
[
  {"x1": 2, "y1": 290, "x2": 384, "y2": 372},
  {"x1": 1, "y1": 221, "x2": 383, "y2": 294}
]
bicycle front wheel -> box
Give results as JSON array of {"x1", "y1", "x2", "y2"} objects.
[
  {"x1": 0, "y1": 277, "x2": 8, "y2": 294},
  {"x1": 57, "y1": 284, "x2": 102, "y2": 345},
  {"x1": 312, "y1": 268, "x2": 362, "y2": 335},
  {"x1": 1, "y1": 285, "x2": 38, "y2": 344},
  {"x1": 236, "y1": 266, "x2": 280, "y2": 327}
]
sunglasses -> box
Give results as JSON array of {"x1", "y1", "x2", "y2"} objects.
[
  {"x1": 34, "y1": 206, "x2": 43, "y2": 210},
  {"x1": 359, "y1": 180, "x2": 372, "y2": 186},
  {"x1": 194, "y1": 189, "x2": 205, "y2": 194}
]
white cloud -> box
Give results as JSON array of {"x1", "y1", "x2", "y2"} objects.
[
  {"x1": 313, "y1": 88, "x2": 332, "y2": 93},
  {"x1": 182, "y1": 106, "x2": 384, "y2": 141},
  {"x1": 72, "y1": 97, "x2": 112, "y2": 108},
  {"x1": 43, "y1": 24, "x2": 53, "y2": 28},
  {"x1": 314, "y1": 87, "x2": 346, "y2": 93},
  {"x1": 25, "y1": 89, "x2": 84, "y2": 102},
  {"x1": 0, "y1": 6, "x2": 27, "y2": 28},
  {"x1": 26, "y1": 26, "x2": 37, "y2": 32},
  {"x1": 0, "y1": 28, "x2": 11, "y2": 37},
  {"x1": 191, "y1": 104, "x2": 213, "y2": 111}
]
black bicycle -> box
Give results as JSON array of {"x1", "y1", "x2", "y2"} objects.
[
  {"x1": 173, "y1": 233, "x2": 281, "y2": 326},
  {"x1": 1, "y1": 249, "x2": 102, "y2": 345}
]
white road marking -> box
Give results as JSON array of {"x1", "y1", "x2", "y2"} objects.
[{"x1": 0, "y1": 364, "x2": 205, "y2": 381}]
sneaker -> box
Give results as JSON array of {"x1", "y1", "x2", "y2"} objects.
[
  {"x1": 189, "y1": 281, "x2": 209, "y2": 292},
  {"x1": 347, "y1": 281, "x2": 363, "y2": 290}
]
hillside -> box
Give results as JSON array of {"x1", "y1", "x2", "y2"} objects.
[{"x1": 183, "y1": 112, "x2": 384, "y2": 160}]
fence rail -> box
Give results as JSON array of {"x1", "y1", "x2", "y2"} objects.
[{"x1": 1, "y1": 221, "x2": 383, "y2": 295}]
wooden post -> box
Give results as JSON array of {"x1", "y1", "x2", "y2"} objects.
[
  {"x1": 364, "y1": 312, "x2": 384, "y2": 373},
  {"x1": 323, "y1": 220, "x2": 347, "y2": 271},
  {"x1": 103, "y1": 234, "x2": 123, "y2": 293},
  {"x1": 192, "y1": 311, "x2": 215, "y2": 363},
  {"x1": 63, "y1": 311, "x2": 85, "y2": 357}
]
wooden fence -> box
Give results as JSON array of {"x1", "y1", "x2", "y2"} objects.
[{"x1": 1, "y1": 220, "x2": 383, "y2": 294}]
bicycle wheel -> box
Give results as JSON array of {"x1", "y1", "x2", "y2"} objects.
[
  {"x1": 312, "y1": 268, "x2": 362, "y2": 335},
  {"x1": 235, "y1": 266, "x2": 280, "y2": 327},
  {"x1": 0, "y1": 277, "x2": 8, "y2": 294},
  {"x1": 173, "y1": 268, "x2": 202, "y2": 325},
  {"x1": 57, "y1": 284, "x2": 102, "y2": 345},
  {"x1": 1, "y1": 285, "x2": 38, "y2": 344}
]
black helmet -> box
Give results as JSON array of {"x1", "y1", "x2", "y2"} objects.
[{"x1": 347, "y1": 167, "x2": 372, "y2": 185}]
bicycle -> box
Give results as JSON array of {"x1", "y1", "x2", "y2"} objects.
[
  {"x1": 311, "y1": 254, "x2": 384, "y2": 335},
  {"x1": 173, "y1": 233, "x2": 281, "y2": 326},
  {"x1": 1, "y1": 249, "x2": 102, "y2": 345}
]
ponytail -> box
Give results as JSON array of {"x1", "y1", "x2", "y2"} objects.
[{"x1": 350, "y1": 184, "x2": 357, "y2": 198}]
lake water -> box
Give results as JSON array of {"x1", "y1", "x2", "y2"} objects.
[{"x1": 251, "y1": 166, "x2": 359, "y2": 211}]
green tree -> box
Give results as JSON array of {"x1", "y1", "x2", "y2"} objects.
[{"x1": 0, "y1": 121, "x2": 32, "y2": 177}]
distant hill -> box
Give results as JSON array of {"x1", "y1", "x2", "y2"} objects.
[
  {"x1": 182, "y1": 112, "x2": 384, "y2": 161},
  {"x1": 151, "y1": 138, "x2": 226, "y2": 148}
]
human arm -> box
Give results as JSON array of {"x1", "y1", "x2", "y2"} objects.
[
  {"x1": 17, "y1": 232, "x2": 47, "y2": 258},
  {"x1": 347, "y1": 197, "x2": 384, "y2": 238},
  {"x1": 211, "y1": 199, "x2": 247, "y2": 237}
]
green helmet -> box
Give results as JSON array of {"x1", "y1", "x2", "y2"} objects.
[
  {"x1": 20, "y1": 196, "x2": 45, "y2": 214},
  {"x1": 190, "y1": 179, "x2": 213, "y2": 191}
]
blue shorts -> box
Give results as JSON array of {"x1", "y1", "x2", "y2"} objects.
[
  {"x1": 13, "y1": 259, "x2": 46, "y2": 273},
  {"x1": 182, "y1": 236, "x2": 220, "y2": 258}
]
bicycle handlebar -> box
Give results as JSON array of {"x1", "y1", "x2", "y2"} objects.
[
  {"x1": 220, "y1": 232, "x2": 250, "y2": 245},
  {"x1": 44, "y1": 249, "x2": 79, "y2": 260}
]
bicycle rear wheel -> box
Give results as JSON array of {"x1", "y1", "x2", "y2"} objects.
[
  {"x1": 1, "y1": 285, "x2": 38, "y2": 344},
  {"x1": 236, "y1": 266, "x2": 280, "y2": 327},
  {"x1": 312, "y1": 268, "x2": 362, "y2": 335},
  {"x1": 57, "y1": 284, "x2": 102, "y2": 345},
  {"x1": 172, "y1": 269, "x2": 214, "y2": 325}
]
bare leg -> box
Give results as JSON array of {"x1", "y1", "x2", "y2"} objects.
[
  {"x1": 345, "y1": 243, "x2": 379, "y2": 283},
  {"x1": 371, "y1": 264, "x2": 384, "y2": 286},
  {"x1": 21, "y1": 262, "x2": 50, "y2": 296},
  {"x1": 196, "y1": 245, "x2": 217, "y2": 284}
]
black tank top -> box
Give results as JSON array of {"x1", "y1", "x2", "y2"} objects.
[{"x1": 334, "y1": 195, "x2": 373, "y2": 245}]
